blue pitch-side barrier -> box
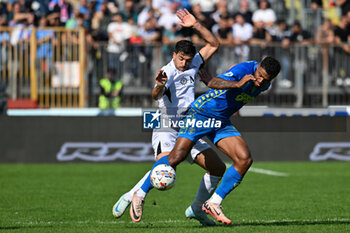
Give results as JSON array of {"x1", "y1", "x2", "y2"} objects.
[{"x1": 6, "y1": 106, "x2": 350, "y2": 117}]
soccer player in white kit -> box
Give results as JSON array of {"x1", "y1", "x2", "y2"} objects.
[{"x1": 112, "y1": 9, "x2": 226, "y2": 226}]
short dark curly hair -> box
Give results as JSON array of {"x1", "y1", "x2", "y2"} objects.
[
  {"x1": 174, "y1": 40, "x2": 196, "y2": 57},
  {"x1": 260, "y1": 56, "x2": 281, "y2": 79}
]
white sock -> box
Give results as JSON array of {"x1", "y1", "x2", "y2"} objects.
[
  {"x1": 125, "y1": 171, "x2": 150, "y2": 200},
  {"x1": 209, "y1": 192, "x2": 223, "y2": 205},
  {"x1": 192, "y1": 173, "x2": 221, "y2": 209}
]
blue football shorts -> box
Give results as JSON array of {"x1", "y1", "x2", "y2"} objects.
[{"x1": 178, "y1": 108, "x2": 241, "y2": 144}]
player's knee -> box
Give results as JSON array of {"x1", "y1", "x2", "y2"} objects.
[{"x1": 237, "y1": 152, "x2": 253, "y2": 169}]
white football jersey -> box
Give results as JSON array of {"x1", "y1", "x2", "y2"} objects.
[{"x1": 157, "y1": 52, "x2": 204, "y2": 118}]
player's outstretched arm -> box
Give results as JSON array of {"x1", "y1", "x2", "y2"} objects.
[
  {"x1": 152, "y1": 70, "x2": 168, "y2": 100},
  {"x1": 199, "y1": 69, "x2": 258, "y2": 89},
  {"x1": 176, "y1": 9, "x2": 219, "y2": 62}
]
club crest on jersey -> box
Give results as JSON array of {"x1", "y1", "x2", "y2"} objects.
[
  {"x1": 224, "y1": 72, "x2": 233, "y2": 77},
  {"x1": 180, "y1": 76, "x2": 194, "y2": 86}
]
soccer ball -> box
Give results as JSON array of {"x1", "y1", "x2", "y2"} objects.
[{"x1": 150, "y1": 164, "x2": 176, "y2": 191}]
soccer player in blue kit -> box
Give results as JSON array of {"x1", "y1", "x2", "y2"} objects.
[{"x1": 138, "y1": 56, "x2": 281, "y2": 224}]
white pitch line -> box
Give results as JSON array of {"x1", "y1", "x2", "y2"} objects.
[
  {"x1": 249, "y1": 167, "x2": 289, "y2": 176},
  {"x1": 224, "y1": 163, "x2": 289, "y2": 177}
]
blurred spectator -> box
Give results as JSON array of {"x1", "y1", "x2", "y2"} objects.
[
  {"x1": 232, "y1": 0, "x2": 253, "y2": 24},
  {"x1": 212, "y1": 15, "x2": 233, "y2": 46},
  {"x1": 289, "y1": 22, "x2": 313, "y2": 44},
  {"x1": 162, "y1": 23, "x2": 185, "y2": 61},
  {"x1": 99, "y1": 71, "x2": 123, "y2": 111},
  {"x1": 8, "y1": 2, "x2": 34, "y2": 27},
  {"x1": 190, "y1": 0, "x2": 218, "y2": 14},
  {"x1": 152, "y1": 0, "x2": 171, "y2": 15},
  {"x1": 138, "y1": 17, "x2": 161, "y2": 84},
  {"x1": 211, "y1": 15, "x2": 233, "y2": 74},
  {"x1": 76, "y1": 0, "x2": 90, "y2": 19},
  {"x1": 270, "y1": 19, "x2": 293, "y2": 88},
  {"x1": 268, "y1": 0, "x2": 287, "y2": 20},
  {"x1": 347, "y1": 10, "x2": 350, "y2": 31},
  {"x1": 65, "y1": 8, "x2": 81, "y2": 29},
  {"x1": 334, "y1": 15, "x2": 350, "y2": 85},
  {"x1": 48, "y1": 0, "x2": 72, "y2": 26},
  {"x1": 191, "y1": 3, "x2": 215, "y2": 29},
  {"x1": 158, "y1": 2, "x2": 180, "y2": 30},
  {"x1": 120, "y1": 0, "x2": 138, "y2": 23},
  {"x1": 139, "y1": 8, "x2": 159, "y2": 30},
  {"x1": 311, "y1": 0, "x2": 323, "y2": 9},
  {"x1": 0, "y1": 14, "x2": 9, "y2": 76},
  {"x1": 137, "y1": 0, "x2": 154, "y2": 27},
  {"x1": 211, "y1": 0, "x2": 230, "y2": 23},
  {"x1": 36, "y1": 16, "x2": 54, "y2": 75},
  {"x1": 190, "y1": 4, "x2": 215, "y2": 43},
  {"x1": 138, "y1": 17, "x2": 161, "y2": 43},
  {"x1": 227, "y1": 0, "x2": 257, "y2": 14},
  {"x1": 178, "y1": 0, "x2": 191, "y2": 9},
  {"x1": 315, "y1": 18, "x2": 335, "y2": 44},
  {"x1": 252, "y1": 0, "x2": 277, "y2": 28},
  {"x1": 250, "y1": 20, "x2": 272, "y2": 46},
  {"x1": 336, "y1": 0, "x2": 350, "y2": 16},
  {"x1": 232, "y1": 13, "x2": 253, "y2": 61},
  {"x1": 107, "y1": 13, "x2": 132, "y2": 81},
  {"x1": 90, "y1": 2, "x2": 111, "y2": 41}
]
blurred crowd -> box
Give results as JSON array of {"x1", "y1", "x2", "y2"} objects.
[{"x1": 1, "y1": 0, "x2": 350, "y2": 90}]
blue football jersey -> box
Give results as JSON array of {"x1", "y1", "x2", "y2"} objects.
[{"x1": 191, "y1": 61, "x2": 270, "y2": 119}]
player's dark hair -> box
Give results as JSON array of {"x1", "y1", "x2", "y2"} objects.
[
  {"x1": 174, "y1": 40, "x2": 196, "y2": 57},
  {"x1": 260, "y1": 56, "x2": 281, "y2": 78}
]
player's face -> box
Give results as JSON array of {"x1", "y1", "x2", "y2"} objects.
[
  {"x1": 254, "y1": 65, "x2": 272, "y2": 87},
  {"x1": 173, "y1": 52, "x2": 193, "y2": 71}
]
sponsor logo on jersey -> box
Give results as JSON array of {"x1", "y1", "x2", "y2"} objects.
[
  {"x1": 309, "y1": 142, "x2": 350, "y2": 161},
  {"x1": 235, "y1": 92, "x2": 254, "y2": 103}
]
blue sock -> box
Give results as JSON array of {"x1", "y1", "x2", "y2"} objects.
[
  {"x1": 215, "y1": 166, "x2": 242, "y2": 199},
  {"x1": 140, "y1": 156, "x2": 171, "y2": 193}
]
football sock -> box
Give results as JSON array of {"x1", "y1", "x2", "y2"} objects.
[
  {"x1": 192, "y1": 173, "x2": 221, "y2": 209},
  {"x1": 126, "y1": 171, "x2": 150, "y2": 201},
  {"x1": 210, "y1": 165, "x2": 242, "y2": 204},
  {"x1": 140, "y1": 156, "x2": 170, "y2": 194}
]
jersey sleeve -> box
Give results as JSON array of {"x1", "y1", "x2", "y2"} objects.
[
  {"x1": 216, "y1": 68, "x2": 239, "y2": 81},
  {"x1": 190, "y1": 53, "x2": 204, "y2": 69}
]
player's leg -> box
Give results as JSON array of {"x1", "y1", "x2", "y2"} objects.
[
  {"x1": 129, "y1": 152, "x2": 168, "y2": 222},
  {"x1": 114, "y1": 130, "x2": 172, "y2": 220},
  {"x1": 203, "y1": 135, "x2": 252, "y2": 224},
  {"x1": 186, "y1": 144, "x2": 226, "y2": 226},
  {"x1": 112, "y1": 170, "x2": 150, "y2": 218},
  {"x1": 130, "y1": 130, "x2": 180, "y2": 222}
]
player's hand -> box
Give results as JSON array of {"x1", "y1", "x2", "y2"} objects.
[
  {"x1": 237, "y1": 74, "x2": 260, "y2": 88},
  {"x1": 155, "y1": 70, "x2": 167, "y2": 87},
  {"x1": 176, "y1": 9, "x2": 197, "y2": 28}
]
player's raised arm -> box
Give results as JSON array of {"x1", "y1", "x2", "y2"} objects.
[
  {"x1": 152, "y1": 70, "x2": 168, "y2": 100},
  {"x1": 199, "y1": 69, "x2": 259, "y2": 89},
  {"x1": 176, "y1": 9, "x2": 219, "y2": 62}
]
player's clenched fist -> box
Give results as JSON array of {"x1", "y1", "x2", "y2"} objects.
[
  {"x1": 236, "y1": 74, "x2": 260, "y2": 88},
  {"x1": 155, "y1": 70, "x2": 168, "y2": 87}
]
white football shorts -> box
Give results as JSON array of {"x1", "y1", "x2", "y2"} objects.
[{"x1": 152, "y1": 128, "x2": 211, "y2": 164}]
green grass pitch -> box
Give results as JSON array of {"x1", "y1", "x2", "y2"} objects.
[{"x1": 0, "y1": 162, "x2": 349, "y2": 233}]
